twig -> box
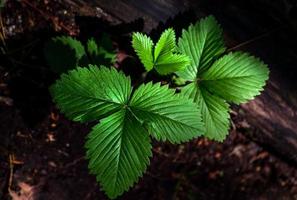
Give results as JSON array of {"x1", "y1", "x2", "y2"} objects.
[
  {"x1": 0, "y1": 9, "x2": 7, "y2": 48},
  {"x1": 6, "y1": 39, "x2": 40, "y2": 55},
  {"x1": 227, "y1": 27, "x2": 282, "y2": 51},
  {"x1": 8, "y1": 154, "x2": 14, "y2": 193},
  {"x1": 0, "y1": 11, "x2": 5, "y2": 39},
  {"x1": 62, "y1": 156, "x2": 85, "y2": 169},
  {"x1": 152, "y1": 148, "x2": 171, "y2": 158}
]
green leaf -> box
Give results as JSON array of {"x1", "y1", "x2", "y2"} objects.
[
  {"x1": 132, "y1": 32, "x2": 154, "y2": 71},
  {"x1": 87, "y1": 37, "x2": 116, "y2": 66},
  {"x1": 201, "y1": 52, "x2": 269, "y2": 104},
  {"x1": 132, "y1": 29, "x2": 190, "y2": 75},
  {"x1": 87, "y1": 38, "x2": 99, "y2": 55},
  {"x1": 153, "y1": 28, "x2": 190, "y2": 75},
  {"x1": 154, "y1": 28, "x2": 176, "y2": 61},
  {"x1": 181, "y1": 83, "x2": 230, "y2": 141},
  {"x1": 130, "y1": 82, "x2": 205, "y2": 143},
  {"x1": 51, "y1": 65, "x2": 205, "y2": 198},
  {"x1": 176, "y1": 15, "x2": 225, "y2": 80},
  {"x1": 44, "y1": 36, "x2": 86, "y2": 73},
  {"x1": 154, "y1": 54, "x2": 190, "y2": 75},
  {"x1": 50, "y1": 65, "x2": 132, "y2": 122},
  {"x1": 85, "y1": 109, "x2": 152, "y2": 199}
]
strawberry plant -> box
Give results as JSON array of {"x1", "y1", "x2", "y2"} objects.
[{"x1": 50, "y1": 15, "x2": 269, "y2": 199}]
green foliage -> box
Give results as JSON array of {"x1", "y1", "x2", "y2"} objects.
[
  {"x1": 50, "y1": 15, "x2": 269, "y2": 199},
  {"x1": 0, "y1": 0, "x2": 5, "y2": 8},
  {"x1": 44, "y1": 35, "x2": 116, "y2": 74},
  {"x1": 178, "y1": 15, "x2": 269, "y2": 141},
  {"x1": 181, "y1": 83, "x2": 230, "y2": 141},
  {"x1": 50, "y1": 65, "x2": 204, "y2": 198},
  {"x1": 86, "y1": 36, "x2": 116, "y2": 66},
  {"x1": 130, "y1": 82, "x2": 205, "y2": 143},
  {"x1": 176, "y1": 15, "x2": 225, "y2": 80},
  {"x1": 131, "y1": 32, "x2": 154, "y2": 71},
  {"x1": 132, "y1": 28, "x2": 190, "y2": 75},
  {"x1": 201, "y1": 52, "x2": 269, "y2": 104},
  {"x1": 86, "y1": 109, "x2": 152, "y2": 199},
  {"x1": 50, "y1": 66, "x2": 131, "y2": 122},
  {"x1": 44, "y1": 36, "x2": 86, "y2": 73}
]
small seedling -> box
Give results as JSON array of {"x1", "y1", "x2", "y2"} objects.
[
  {"x1": 50, "y1": 15, "x2": 269, "y2": 199},
  {"x1": 44, "y1": 35, "x2": 116, "y2": 73}
]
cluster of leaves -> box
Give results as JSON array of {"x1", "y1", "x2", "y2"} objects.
[
  {"x1": 50, "y1": 15, "x2": 269, "y2": 199},
  {"x1": 133, "y1": 15, "x2": 269, "y2": 141},
  {"x1": 0, "y1": 0, "x2": 5, "y2": 8},
  {"x1": 132, "y1": 28, "x2": 190, "y2": 75},
  {"x1": 44, "y1": 34, "x2": 116, "y2": 73}
]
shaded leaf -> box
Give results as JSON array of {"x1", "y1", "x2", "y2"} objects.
[
  {"x1": 44, "y1": 36, "x2": 86, "y2": 73},
  {"x1": 87, "y1": 37, "x2": 116, "y2": 66}
]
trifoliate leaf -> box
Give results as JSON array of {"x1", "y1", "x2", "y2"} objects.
[
  {"x1": 181, "y1": 83, "x2": 230, "y2": 141},
  {"x1": 176, "y1": 15, "x2": 225, "y2": 80},
  {"x1": 132, "y1": 32, "x2": 154, "y2": 71},
  {"x1": 85, "y1": 109, "x2": 152, "y2": 199},
  {"x1": 201, "y1": 52, "x2": 269, "y2": 104},
  {"x1": 44, "y1": 36, "x2": 86, "y2": 73},
  {"x1": 51, "y1": 65, "x2": 205, "y2": 198},
  {"x1": 132, "y1": 29, "x2": 190, "y2": 75},
  {"x1": 50, "y1": 65, "x2": 132, "y2": 122},
  {"x1": 130, "y1": 82, "x2": 205, "y2": 143}
]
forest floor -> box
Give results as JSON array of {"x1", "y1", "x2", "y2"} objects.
[{"x1": 0, "y1": 1, "x2": 297, "y2": 199}]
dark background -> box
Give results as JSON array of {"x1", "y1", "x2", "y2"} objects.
[{"x1": 0, "y1": 0, "x2": 297, "y2": 199}]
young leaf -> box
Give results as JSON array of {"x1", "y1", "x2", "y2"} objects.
[
  {"x1": 181, "y1": 83, "x2": 230, "y2": 141},
  {"x1": 154, "y1": 28, "x2": 176, "y2": 61},
  {"x1": 130, "y1": 82, "x2": 205, "y2": 143},
  {"x1": 154, "y1": 54, "x2": 190, "y2": 75},
  {"x1": 132, "y1": 29, "x2": 190, "y2": 75},
  {"x1": 176, "y1": 15, "x2": 225, "y2": 80},
  {"x1": 44, "y1": 36, "x2": 86, "y2": 73},
  {"x1": 87, "y1": 38, "x2": 99, "y2": 55},
  {"x1": 85, "y1": 109, "x2": 152, "y2": 199},
  {"x1": 201, "y1": 52, "x2": 269, "y2": 104},
  {"x1": 132, "y1": 32, "x2": 154, "y2": 71},
  {"x1": 50, "y1": 65, "x2": 132, "y2": 122}
]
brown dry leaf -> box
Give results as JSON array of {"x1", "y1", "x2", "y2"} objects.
[
  {"x1": 9, "y1": 182, "x2": 37, "y2": 200},
  {"x1": 46, "y1": 132, "x2": 56, "y2": 142}
]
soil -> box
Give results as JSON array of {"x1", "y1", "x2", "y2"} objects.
[{"x1": 0, "y1": 1, "x2": 297, "y2": 200}]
